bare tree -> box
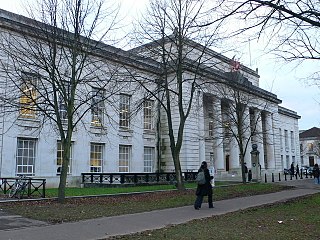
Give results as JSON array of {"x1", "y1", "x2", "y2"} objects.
[
  {"x1": 127, "y1": 0, "x2": 227, "y2": 190},
  {"x1": 0, "y1": 0, "x2": 122, "y2": 203},
  {"x1": 208, "y1": 0, "x2": 320, "y2": 79},
  {"x1": 204, "y1": 68, "x2": 276, "y2": 183}
]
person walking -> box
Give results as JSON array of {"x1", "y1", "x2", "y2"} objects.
[
  {"x1": 290, "y1": 162, "x2": 295, "y2": 176},
  {"x1": 296, "y1": 164, "x2": 300, "y2": 178},
  {"x1": 194, "y1": 161, "x2": 214, "y2": 210},
  {"x1": 313, "y1": 164, "x2": 320, "y2": 184}
]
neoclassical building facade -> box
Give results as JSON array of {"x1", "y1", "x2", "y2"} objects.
[{"x1": 0, "y1": 9, "x2": 300, "y2": 187}]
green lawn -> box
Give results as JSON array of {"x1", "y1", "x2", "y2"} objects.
[
  {"x1": 108, "y1": 193, "x2": 320, "y2": 239},
  {"x1": 0, "y1": 183, "x2": 291, "y2": 223}
]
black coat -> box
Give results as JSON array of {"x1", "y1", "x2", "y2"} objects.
[{"x1": 196, "y1": 168, "x2": 213, "y2": 196}]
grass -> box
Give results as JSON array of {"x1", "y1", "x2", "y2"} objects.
[
  {"x1": 0, "y1": 183, "x2": 291, "y2": 223},
  {"x1": 108, "y1": 193, "x2": 320, "y2": 240}
]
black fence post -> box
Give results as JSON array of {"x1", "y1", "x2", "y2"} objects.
[
  {"x1": 300, "y1": 169, "x2": 303, "y2": 179},
  {"x1": 42, "y1": 179, "x2": 46, "y2": 198},
  {"x1": 278, "y1": 172, "x2": 281, "y2": 182},
  {"x1": 290, "y1": 174, "x2": 292, "y2": 180},
  {"x1": 285, "y1": 173, "x2": 287, "y2": 181},
  {"x1": 27, "y1": 178, "x2": 32, "y2": 197},
  {"x1": 306, "y1": 169, "x2": 308, "y2": 178},
  {"x1": 272, "y1": 173, "x2": 274, "y2": 182},
  {"x1": 264, "y1": 173, "x2": 267, "y2": 183}
]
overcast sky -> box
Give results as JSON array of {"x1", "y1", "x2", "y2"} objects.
[{"x1": 0, "y1": 0, "x2": 319, "y2": 130}]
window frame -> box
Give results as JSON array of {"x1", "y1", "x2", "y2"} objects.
[
  {"x1": 16, "y1": 138, "x2": 36, "y2": 176},
  {"x1": 91, "y1": 88, "x2": 105, "y2": 127},
  {"x1": 56, "y1": 141, "x2": 72, "y2": 175},
  {"x1": 119, "y1": 145, "x2": 131, "y2": 172},
  {"x1": 119, "y1": 94, "x2": 131, "y2": 129},
  {"x1": 19, "y1": 74, "x2": 38, "y2": 119},
  {"x1": 143, "y1": 99, "x2": 154, "y2": 130},
  {"x1": 144, "y1": 147, "x2": 155, "y2": 172},
  {"x1": 90, "y1": 142, "x2": 104, "y2": 173}
]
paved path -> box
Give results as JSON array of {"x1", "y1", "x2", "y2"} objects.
[{"x1": 0, "y1": 179, "x2": 319, "y2": 240}]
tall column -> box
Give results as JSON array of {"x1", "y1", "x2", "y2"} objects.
[
  {"x1": 213, "y1": 99, "x2": 224, "y2": 171},
  {"x1": 255, "y1": 109, "x2": 265, "y2": 169},
  {"x1": 244, "y1": 107, "x2": 251, "y2": 167},
  {"x1": 265, "y1": 112, "x2": 275, "y2": 169}
]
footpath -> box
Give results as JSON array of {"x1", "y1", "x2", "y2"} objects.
[{"x1": 0, "y1": 178, "x2": 319, "y2": 240}]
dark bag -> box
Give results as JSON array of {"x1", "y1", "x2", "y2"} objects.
[{"x1": 196, "y1": 170, "x2": 206, "y2": 185}]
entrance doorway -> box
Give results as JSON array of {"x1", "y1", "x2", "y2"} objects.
[{"x1": 309, "y1": 156, "x2": 315, "y2": 166}]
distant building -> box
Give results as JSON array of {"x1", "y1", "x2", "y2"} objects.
[{"x1": 299, "y1": 127, "x2": 320, "y2": 166}]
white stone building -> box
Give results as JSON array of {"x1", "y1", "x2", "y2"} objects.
[
  {"x1": 0, "y1": 9, "x2": 301, "y2": 187},
  {"x1": 299, "y1": 127, "x2": 320, "y2": 167}
]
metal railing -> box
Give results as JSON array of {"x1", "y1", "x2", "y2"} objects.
[
  {"x1": 0, "y1": 177, "x2": 46, "y2": 198},
  {"x1": 81, "y1": 172, "x2": 198, "y2": 185}
]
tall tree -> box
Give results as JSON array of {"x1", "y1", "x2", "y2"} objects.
[
  {"x1": 0, "y1": 0, "x2": 121, "y2": 203},
  {"x1": 129, "y1": 0, "x2": 223, "y2": 190}
]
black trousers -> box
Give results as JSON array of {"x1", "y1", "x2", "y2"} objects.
[{"x1": 194, "y1": 192, "x2": 213, "y2": 208}]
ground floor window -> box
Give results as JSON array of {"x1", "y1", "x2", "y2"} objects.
[
  {"x1": 90, "y1": 143, "x2": 104, "y2": 172},
  {"x1": 144, "y1": 147, "x2": 154, "y2": 172},
  {"x1": 57, "y1": 141, "x2": 72, "y2": 174},
  {"x1": 16, "y1": 138, "x2": 36, "y2": 176},
  {"x1": 119, "y1": 145, "x2": 131, "y2": 172}
]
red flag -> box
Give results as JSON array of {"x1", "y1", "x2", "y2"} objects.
[{"x1": 230, "y1": 56, "x2": 240, "y2": 72}]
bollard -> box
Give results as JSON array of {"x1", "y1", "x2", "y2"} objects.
[
  {"x1": 285, "y1": 173, "x2": 287, "y2": 181},
  {"x1": 278, "y1": 172, "x2": 281, "y2": 182},
  {"x1": 264, "y1": 173, "x2": 267, "y2": 183},
  {"x1": 272, "y1": 173, "x2": 274, "y2": 182},
  {"x1": 306, "y1": 169, "x2": 308, "y2": 178},
  {"x1": 300, "y1": 169, "x2": 303, "y2": 179},
  {"x1": 290, "y1": 173, "x2": 292, "y2": 180}
]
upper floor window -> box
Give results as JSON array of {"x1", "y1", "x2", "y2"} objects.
[
  {"x1": 290, "y1": 131, "x2": 294, "y2": 151},
  {"x1": 119, "y1": 94, "x2": 130, "y2": 128},
  {"x1": 19, "y1": 74, "x2": 37, "y2": 118},
  {"x1": 209, "y1": 120, "x2": 214, "y2": 137},
  {"x1": 91, "y1": 88, "x2": 105, "y2": 126},
  {"x1": 308, "y1": 143, "x2": 314, "y2": 152},
  {"x1": 279, "y1": 128, "x2": 283, "y2": 150},
  {"x1": 58, "y1": 94, "x2": 67, "y2": 121},
  {"x1": 143, "y1": 99, "x2": 153, "y2": 130},
  {"x1": 284, "y1": 130, "x2": 288, "y2": 149}
]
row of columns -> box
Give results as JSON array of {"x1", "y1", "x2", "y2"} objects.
[{"x1": 208, "y1": 98, "x2": 275, "y2": 173}]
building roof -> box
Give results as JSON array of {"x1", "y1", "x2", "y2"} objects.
[{"x1": 299, "y1": 127, "x2": 320, "y2": 139}]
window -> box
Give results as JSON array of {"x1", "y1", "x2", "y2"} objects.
[
  {"x1": 91, "y1": 88, "x2": 105, "y2": 126},
  {"x1": 143, "y1": 100, "x2": 153, "y2": 130},
  {"x1": 209, "y1": 120, "x2": 214, "y2": 137},
  {"x1": 119, "y1": 94, "x2": 130, "y2": 128},
  {"x1": 284, "y1": 130, "x2": 288, "y2": 149},
  {"x1": 90, "y1": 143, "x2": 104, "y2": 172},
  {"x1": 19, "y1": 74, "x2": 37, "y2": 118},
  {"x1": 308, "y1": 143, "x2": 314, "y2": 151},
  {"x1": 279, "y1": 128, "x2": 283, "y2": 150},
  {"x1": 290, "y1": 131, "x2": 294, "y2": 151},
  {"x1": 58, "y1": 94, "x2": 67, "y2": 121},
  {"x1": 119, "y1": 145, "x2": 131, "y2": 172},
  {"x1": 144, "y1": 147, "x2": 154, "y2": 172},
  {"x1": 57, "y1": 141, "x2": 72, "y2": 174},
  {"x1": 16, "y1": 138, "x2": 36, "y2": 176}
]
